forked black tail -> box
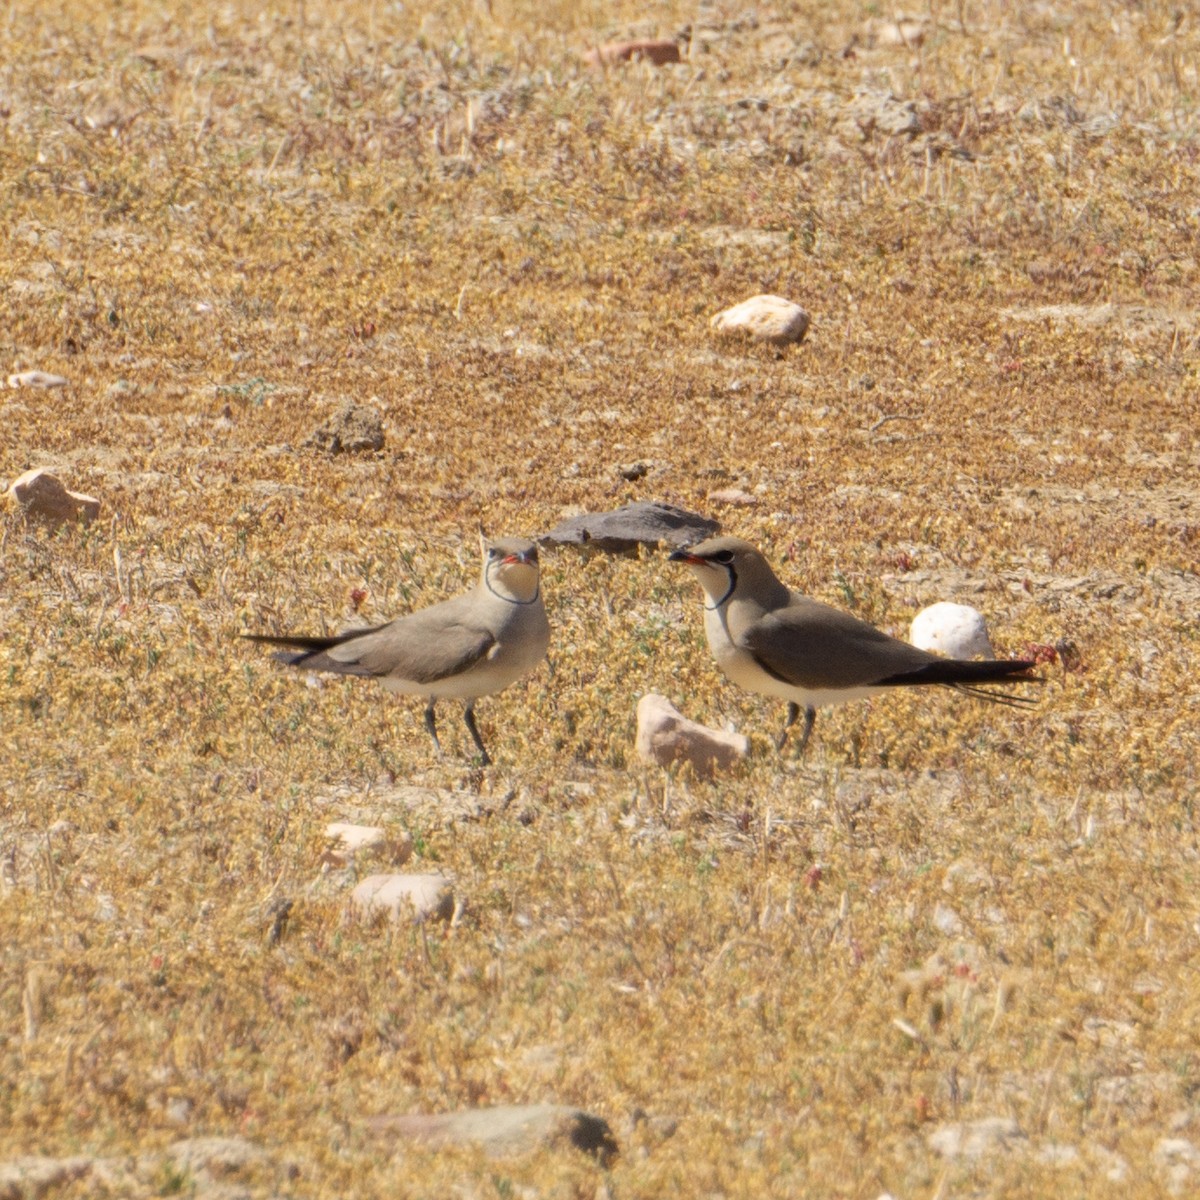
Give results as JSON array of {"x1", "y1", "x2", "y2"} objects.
[
  {"x1": 878, "y1": 658, "x2": 1042, "y2": 707},
  {"x1": 241, "y1": 629, "x2": 381, "y2": 675}
]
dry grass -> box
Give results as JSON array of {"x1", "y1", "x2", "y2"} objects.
[{"x1": 2, "y1": 0, "x2": 1199, "y2": 1194}]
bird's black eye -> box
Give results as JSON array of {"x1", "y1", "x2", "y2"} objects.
[
  {"x1": 712, "y1": 550, "x2": 734, "y2": 565},
  {"x1": 488, "y1": 547, "x2": 499, "y2": 557}
]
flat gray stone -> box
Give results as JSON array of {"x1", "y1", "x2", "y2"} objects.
[
  {"x1": 540, "y1": 501, "x2": 718, "y2": 553},
  {"x1": 367, "y1": 1104, "x2": 618, "y2": 1164}
]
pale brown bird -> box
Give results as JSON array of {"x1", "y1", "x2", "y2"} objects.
[
  {"x1": 245, "y1": 537, "x2": 550, "y2": 765},
  {"x1": 670, "y1": 536, "x2": 1038, "y2": 753}
]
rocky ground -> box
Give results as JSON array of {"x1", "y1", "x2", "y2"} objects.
[{"x1": 2, "y1": 0, "x2": 1199, "y2": 1195}]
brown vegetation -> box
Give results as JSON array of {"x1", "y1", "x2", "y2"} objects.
[{"x1": 2, "y1": 0, "x2": 1199, "y2": 1194}]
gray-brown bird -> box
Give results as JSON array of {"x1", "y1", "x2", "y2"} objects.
[
  {"x1": 245, "y1": 537, "x2": 550, "y2": 765},
  {"x1": 670, "y1": 536, "x2": 1038, "y2": 753}
]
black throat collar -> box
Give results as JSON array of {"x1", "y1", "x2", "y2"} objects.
[
  {"x1": 486, "y1": 566, "x2": 540, "y2": 606},
  {"x1": 705, "y1": 565, "x2": 737, "y2": 611}
]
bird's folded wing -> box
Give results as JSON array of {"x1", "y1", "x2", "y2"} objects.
[
  {"x1": 739, "y1": 599, "x2": 932, "y2": 690},
  {"x1": 326, "y1": 611, "x2": 495, "y2": 684}
]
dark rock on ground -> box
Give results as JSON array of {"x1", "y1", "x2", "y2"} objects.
[{"x1": 541, "y1": 501, "x2": 718, "y2": 553}]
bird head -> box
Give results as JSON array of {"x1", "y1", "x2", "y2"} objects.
[
  {"x1": 669, "y1": 536, "x2": 781, "y2": 610},
  {"x1": 484, "y1": 537, "x2": 541, "y2": 604}
]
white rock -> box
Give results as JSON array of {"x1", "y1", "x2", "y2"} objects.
[
  {"x1": 6, "y1": 468, "x2": 100, "y2": 526},
  {"x1": 351, "y1": 873, "x2": 454, "y2": 923},
  {"x1": 710, "y1": 294, "x2": 810, "y2": 345},
  {"x1": 7, "y1": 370, "x2": 69, "y2": 388},
  {"x1": 910, "y1": 602, "x2": 994, "y2": 658},
  {"x1": 323, "y1": 823, "x2": 412, "y2": 867},
  {"x1": 636, "y1": 694, "x2": 750, "y2": 778}
]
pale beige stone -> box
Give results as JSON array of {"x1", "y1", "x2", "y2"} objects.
[
  {"x1": 583, "y1": 39, "x2": 681, "y2": 67},
  {"x1": 322, "y1": 823, "x2": 412, "y2": 867},
  {"x1": 1155, "y1": 1138, "x2": 1200, "y2": 1196},
  {"x1": 163, "y1": 1137, "x2": 264, "y2": 1179},
  {"x1": 0, "y1": 1156, "x2": 94, "y2": 1194},
  {"x1": 866, "y1": 17, "x2": 930, "y2": 47},
  {"x1": 707, "y1": 488, "x2": 758, "y2": 507},
  {"x1": 6, "y1": 468, "x2": 100, "y2": 526},
  {"x1": 636, "y1": 694, "x2": 749, "y2": 778},
  {"x1": 927, "y1": 1116, "x2": 1024, "y2": 1160},
  {"x1": 710, "y1": 294, "x2": 810, "y2": 345},
  {"x1": 350, "y1": 873, "x2": 454, "y2": 922},
  {"x1": 367, "y1": 1104, "x2": 618, "y2": 1163},
  {"x1": 7, "y1": 370, "x2": 68, "y2": 388}
]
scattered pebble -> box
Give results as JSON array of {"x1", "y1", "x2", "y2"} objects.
[
  {"x1": 941, "y1": 858, "x2": 991, "y2": 892},
  {"x1": 583, "y1": 39, "x2": 681, "y2": 68},
  {"x1": 0, "y1": 1141, "x2": 275, "y2": 1196},
  {"x1": 864, "y1": 16, "x2": 930, "y2": 47},
  {"x1": 1155, "y1": 1138, "x2": 1200, "y2": 1196},
  {"x1": 163, "y1": 1137, "x2": 265, "y2": 1180},
  {"x1": 707, "y1": 487, "x2": 758, "y2": 507},
  {"x1": 322, "y1": 823, "x2": 412, "y2": 868},
  {"x1": 165, "y1": 1097, "x2": 195, "y2": 1126},
  {"x1": 367, "y1": 1104, "x2": 618, "y2": 1164},
  {"x1": 910, "y1": 602, "x2": 995, "y2": 659},
  {"x1": 931, "y1": 903, "x2": 964, "y2": 936},
  {"x1": 845, "y1": 88, "x2": 922, "y2": 138},
  {"x1": 927, "y1": 1116, "x2": 1024, "y2": 1160},
  {"x1": 350, "y1": 873, "x2": 454, "y2": 923},
  {"x1": 617, "y1": 461, "x2": 650, "y2": 482},
  {"x1": 636, "y1": 694, "x2": 749, "y2": 778},
  {"x1": 7, "y1": 370, "x2": 69, "y2": 388},
  {"x1": 5, "y1": 468, "x2": 100, "y2": 527},
  {"x1": 1037, "y1": 1143, "x2": 1080, "y2": 1168},
  {"x1": 304, "y1": 400, "x2": 384, "y2": 454},
  {"x1": 710, "y1": 294, "x2": 810, "y2": 346},
  {"x1": 0, "y1": 1157, "x2": 94, "y2": 1194}
]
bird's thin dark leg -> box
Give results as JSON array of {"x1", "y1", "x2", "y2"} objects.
[
  {"x1": 462, "y1": 702, "x2": 491, "y2": 766},
  {"x1": 776, "y1": 702, "x2": 801, "y2": 750},
  {"x1": 795, "y1": 706, "x2": 816, "y2": 755},
  {"x1": 423, "y1": 701, "x2": 443, "y2": 758}
]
